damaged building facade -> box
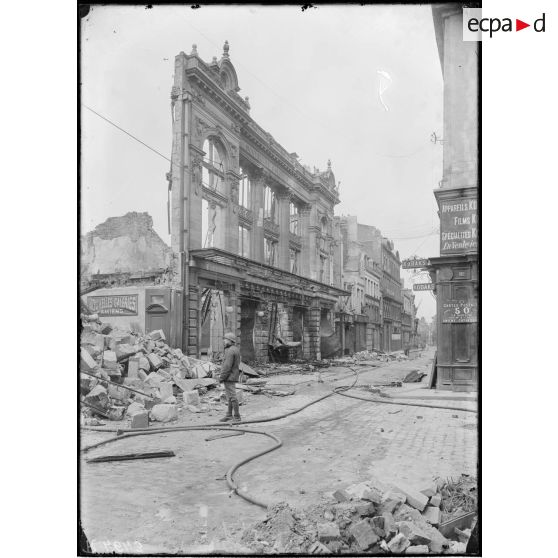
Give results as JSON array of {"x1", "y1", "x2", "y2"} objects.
[{"x1": 168, "y1": 42, "x2": 348, "y2": 362}]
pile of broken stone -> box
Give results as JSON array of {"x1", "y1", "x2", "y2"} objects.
[
  {"x1": 80, "y1": 312, "x2": 219, "y2": 427},
  {"x1": 241, "y1": 477, "x2": 475, "y2": 554}
]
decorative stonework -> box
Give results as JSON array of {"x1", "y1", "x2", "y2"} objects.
[{"x1": 191, "y1": 154, "x2": 203, "y2": 196}]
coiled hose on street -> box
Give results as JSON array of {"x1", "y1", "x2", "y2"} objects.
[{"x1": 81, "y1": 367, "x2": 476, "y2": 509}]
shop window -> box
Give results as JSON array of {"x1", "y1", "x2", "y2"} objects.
[
  {"x1": 202, "y1": 138, "x2": 225, "y2": 193},
  {"x1": 239, "y1": 166, "x2": 251, "y2": 209},
  {"x1": 238, "y1": 225, "x2": 250, "y2": 258}
]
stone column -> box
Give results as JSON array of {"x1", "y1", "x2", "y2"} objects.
[
  {"x1": 251, "y1": 172, "x2": 265, "y2": 263},
  {"x1": 253, "y1": 301, "x2": 269, "y2": 363},
  {"x1": 224, "y1": 173, "x2": 240, "y2": 254},
  {"x1": 308, "y1": 300, "x2": 322, "y2": 360},
  {"x1": 277, "y1": 193, "x2": 291, "y2": 271},
  {"x1": 299, "y1": 205, "x2": 312, "y2": 278}
]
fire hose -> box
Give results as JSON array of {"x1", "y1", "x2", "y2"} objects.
[{"x1": 81, "y1": 368, "x2": 477, "y2": 509}]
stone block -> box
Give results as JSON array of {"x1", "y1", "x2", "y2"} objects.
[
  {"x1": 157, "y1": 382, "x2": 174, "y2": 402},
  {"x1": 150, "y1": 404, "x2": 177, "y2": 423},
  {"x1": 387, "y1": 533, "x2": 410, "y2": 554},
  {"x1": 148, "y1": 329, "x2": 166, "y2": 341},
  {"x1": 164, "y1": 395, "x2": 177, "y2": 404},
  {"x1": 183, "y1": 390, "x2": 200, "y2": 406},
  {"x1": 354, "y1": 502, "x2": 375, "y2": 517},
  {"x1": 396, "y1": 521, "x2": 432, "y2": 546},
  {"x1": 80, "y1": 348, "x2": 98, "y2": 371},
  {"x1": 429, "y1": 493, "x2": 442, "y2": 507},
  {"x1": 332, "y1": 489, "x2": 350, "y2": 503},
  {"x1": 106, "y1": 405, "x2": 126, "y2": 421},
  {"x1": 380, "y1": 490, "x2": 406, "y2": 514},
  {"x1": 382, "y1": 512, "x2": 397, "y2": 538},
  {"x1": 317, "y1": 522, "x2": 340, "y2": 543},
  {"x1": 406, "y1": 545, "x2": 430, "y2": 554},
  {"x1": 127, "y1": 357, "x2": 140, "y2": 378},
  {"x1": 138, "y1": 355, "x2": 150, "y2": 371},
  {"x1": 420, "y1": 482, "x2": 438, "y2": 498},
  {"x1": 422, "y1": 506, "x2": 441, "y2": 526},
  {"x1": 84, "y1": 385, "x2": 109, "y2": 409},
  {"x1": 370, "y1": 516, "x2": 386, "y2": 538},
  {"x1": 108, "y1": 383, "x2": 129, "y2": 402},
  {"x1": 137, "y1": 369, "x2": 148, "y2": 381},
  {"x1": 115, "y1": 343, "x2": 137, "y2": 360},
  {"x1": 131, "y1": 411, "x2": 149, "y2": 429},
  {"x1": 393, "y1": 483, "x2": 429, "y2": 511},
  {"x1": 349, "y1": 520, "x2": 378, "y2": 550},
  {"x1": 103, "y1": 350, "x2": 118, "y2": 370},
  {"x1": 126, "y1": 401, "x2": 145, "y2": 417},
  {"x1": 147, "y1": 353, "x2": 163, "y2": 370}
]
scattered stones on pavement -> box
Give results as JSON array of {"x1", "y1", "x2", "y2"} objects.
[{"x1": 241, "y1": 474, "x2": 476, "y2": 554}]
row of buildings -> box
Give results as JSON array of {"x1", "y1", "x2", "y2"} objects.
[{"x1": 82, "y1": 41, "x2": 420, "y2": 364}]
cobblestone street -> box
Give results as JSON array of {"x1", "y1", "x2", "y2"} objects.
[{"x1": 80, "y1": 352, "x2": 477, "y2": 554}]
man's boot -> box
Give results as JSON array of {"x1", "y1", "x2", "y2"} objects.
[
  {"x1": 232, "y1": 400, "x2": 241, "y2": 424},
  {"x1": 219, "y1": 400, "x2": 233, "y2": 422}
]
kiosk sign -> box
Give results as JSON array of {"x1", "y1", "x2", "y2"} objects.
[
  {"x1": 440, "y1": 196, "x2": 478, "y2": 254},
  {"x1": 442, "y1": 300, "x2": 478, "y2": 323}
]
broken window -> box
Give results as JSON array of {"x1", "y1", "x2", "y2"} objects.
[
  {"x1": 239, "y1": 166, "x2": 251, "y2": 209},
  {"x1": 289, "y1": 202, "x2": 299, "y2": 235},
  {"x1": 238, "y1": 225, "x2": 250, "y2": 258},
  {"x1": 202, "y1": 138, "x2": 225, "y2": 193},
  {"x1": 289, "y1": 248, "x2": 299, "y2": 274},
  {"x1": 264, "y1": 185, "x2": 277, "y2": 222},
  {"x1": 264, "y1": 236, "x2": 277, "y2": 266}
]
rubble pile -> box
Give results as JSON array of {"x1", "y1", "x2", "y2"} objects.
[
  {"x1": 241, "y1": 477, "x2": 477, "y2": 554},
  {"x1": 80, "y1": 312, "x2": 219, "y2": 424}
]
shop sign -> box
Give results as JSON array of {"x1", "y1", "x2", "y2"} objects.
[
  {"x1": 413, "y1": 283, "x2": 434, "y2": 291},
  {"x1": 442, "y1": 300, "x2": 478, "y2": 323},
  {"x1": 87, "y1": 294, "x2": 139, "y2": 316},
  {"x1": 402, "y1": 258, "x2": 429, "y2": 269},
  {"x1": 440, "y1": 196, "x2": 478, "y2": 254}
]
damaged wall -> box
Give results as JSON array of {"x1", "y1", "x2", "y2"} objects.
[{"x1": 81, "y1": 212, "x2": 173, "y2": 278}]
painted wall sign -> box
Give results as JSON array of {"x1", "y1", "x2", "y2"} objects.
[
  {"x1": 442, "y1": 300, "x2": 478, "y2": 323},
  {"x1": 440, "y1": 196, "x2": 478, "y2": 254},
  {"x1": 402, "y1": 258, "x2": 430, "y2": 269},
  {"x1": 413, "y1": 283, "x2": 435, "y2": 291},
  {"x1": 87, "y1": 295, "x2": 139, "y2": 316}
]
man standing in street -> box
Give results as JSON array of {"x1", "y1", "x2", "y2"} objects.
[{"x1": 219, "y1": 332, "x2": 242, "y2": 423}]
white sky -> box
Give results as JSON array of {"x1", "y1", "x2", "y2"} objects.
[{"x1": 81, "y1": 4, "x2": 443, "y2": 320}]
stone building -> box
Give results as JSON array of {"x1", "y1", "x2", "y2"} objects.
[
  {"x1": 429, "y1": 6, "x2": 478, "y2": 391},
  {"x1": 80, "y1": 213, "x2": 183, "y2": 346},
  {"x1": 81, "y1": 212, "x2": 173, "y2": 281},
  {"x1": 401, "y1": 288, "x2": 416, "y2": 351},
  {"x1": 354, "y1": 223, "x2": 403, "y2": 352},
  {"x1": 336, "y1": 216, "x2": 382, "y2": 354},
  {"x1": 168, "y1": 42, "x2": 348, "y2": 361}
]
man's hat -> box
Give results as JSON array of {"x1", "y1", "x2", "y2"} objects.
[{"x1": 223, "y1": 332, "x2": 236, "y2": 343}]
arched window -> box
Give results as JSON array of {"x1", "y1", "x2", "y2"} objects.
[
  {"x1": 202, "y1": 138, "x2": 224, "y2": 193},
  {"x1": 239, "y1": 166, "x2": 251, "y2": 209}
]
